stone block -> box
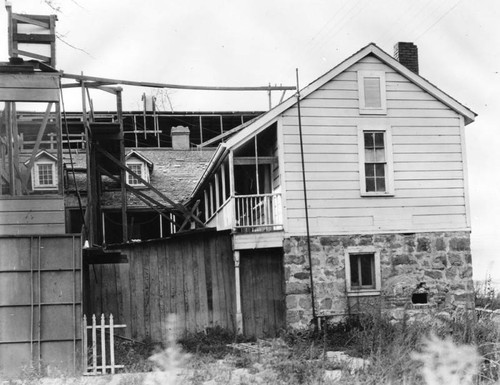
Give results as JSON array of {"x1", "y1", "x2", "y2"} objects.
[
  {"x1": 286, "y1": 282, "x2": 310, "y2": 295},
  {"x1": 320, "y1": 297, "x2": 333, "y2": 310},
  {"x1": 424, "y1": 270, "x2": 443, "y2": 280},
  {"x1": 326, "y1": 256, "x2": 340, "y2": 266},
  {"x1": 435, "y1": 238, "x2": 446, "y2": 251},
  {"x1": 286, "y1": 295, "x2": 299, "y2": 309},
  {"x1": 417, "y1": 237, "x2": 431, "y2": 252},
  {"x1": 294, "y1": 272, "x2": 310, "y2": 280},
  {"x1": 320, "y1": 237, "x2": 339, "y2": 247},
  {"x1": 448, "y1": 253, "x2": 463, "y2": 266},
  {"x1": 299, "y1": 297, "x2": 312, "y2": 310},
  {"x1": 449, "y1": 237, "x2": 470, "y2": 251},
  {"x1": 285, "y1": 254, "x2": 305, "y2": 265}
]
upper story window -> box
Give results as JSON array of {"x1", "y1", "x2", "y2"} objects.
[
  {"x1": 125, "y1": 151, "x2": 153, "y2": 187},
  {"x1": 358, "y1": 71, "x2": 387, "y2": 114},
  {"x1": 126, "y1": 161, "x2": 148, "y2": 186},
  {"x1": 28, "y1": 151, "x2": 58, "y2": 191},
  {"x1": 358, "y1": 125, "x2": 394, "y2": 196}
]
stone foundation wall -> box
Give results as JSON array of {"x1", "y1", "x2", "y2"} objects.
[{"x1": 283, "y1": 231, "x2": 473, "y2": 328}]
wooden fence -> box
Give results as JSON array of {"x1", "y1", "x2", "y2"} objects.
[
  {"x1": 0, "y1": 235, "x2": 81, "y2": 378},
  {"x1": 84, "y1": 229, "x2": 236, "y2": 342},
  {"x1": 83, "y1": 314, "x2": 126, "y2": 375}
]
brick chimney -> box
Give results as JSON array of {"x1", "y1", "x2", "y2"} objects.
[
  {"x1": 171, "y1": 125, "x2": 190, "y2": 150},
  {"x1": 394, "y1": 42, "x2": 419, "y2": 74}
]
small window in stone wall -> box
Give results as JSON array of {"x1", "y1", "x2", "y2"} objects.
[
  {"x1": 345, "y1": 247, "x2": 381, "y2": 294},
  {"x1": 350, "y1": 253, "x2": 375, "y2": 289}
]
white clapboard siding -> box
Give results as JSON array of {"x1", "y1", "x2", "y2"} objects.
[{"x1": 281, "y1": 54, "x2": 468, "y2": 235}]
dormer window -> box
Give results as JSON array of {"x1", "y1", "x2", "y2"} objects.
[
  {"x1": 358, "y1": 71, "x2": 387, "y2": 114},
  {"x1": 27, "y1": 151, "x2": 58, "y2": 191},
  {"x1": 125, "y1": 151, "x2": 153, "y2": 187},
  {"x1": 126, "y1": 161, "x2": 148, "y2": 186}
]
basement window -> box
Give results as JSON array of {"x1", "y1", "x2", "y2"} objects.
[
  {"x1": 345, "y1": 247, "x2": 381, "y2": 295},
  {"x1": 358, "y1": 71, "x2": 387, "y2": 114}
]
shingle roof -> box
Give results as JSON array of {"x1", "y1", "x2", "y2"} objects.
[{"x1": 64, "y1": 148, "x2": 215, "y2": 209}]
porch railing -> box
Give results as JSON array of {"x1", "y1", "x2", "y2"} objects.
[{"x1": 234, "y1": 193, "x2": 282, "y2": 231}]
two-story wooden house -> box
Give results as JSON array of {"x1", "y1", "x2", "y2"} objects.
[{"x1": 188, "y1": 42, "x2": 476, "y2": 335}]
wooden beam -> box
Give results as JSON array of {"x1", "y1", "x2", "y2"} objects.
[
  {"x1": 96, "y1": 146, "x2": 205, "y2": 227},
  {"x1": 13, "y1": 48, "x2": 50, "y2": 62},
  {"x1": 97, "y1": 165, "x2": 178, "y2": 227},
  {"x1": 61, "y1": 73, "x2": 296, "y2": 92},
  {"x1": 233, "y1": 156, "x2": 277, "y2": 165},
  {"x1": 12, "y1": 14, "x2": 50, "y2": 29},
  {"x1": 13, "y1": 33, "x2": 55, "y2": 43}
]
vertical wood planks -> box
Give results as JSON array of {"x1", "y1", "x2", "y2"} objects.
[{"x1": 85, "y1": 231, "x2": 236, "y2": 341}]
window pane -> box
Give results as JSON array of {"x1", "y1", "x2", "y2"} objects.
[
  {"x1": 364, "y1": 77, "x2": 381, "y2": 108},
  {"x1": 127, "y1": 163, "x2": 142, "y2": 185},
  {"x1": 365, "y1": 164, "x2": 375, "y2": 177},
  {"x1": 38, "y1": 163, "x2": 53, "y2": 185},
  {"x1": 350, "y1": 256, "x2": 360, "y2": 287},
  {"x1": 376, "y1": 177, "x2": 386, "y2": 192},
  {"x1": 365, "y1": 149, "x2": 374, "y2": 162},
  {"x1": 366, "y1": 177, "x2": 375, "y2": 192},
  {"x1": 375, "y1": 148, "x2": 385, "y2": 162},
  {"x1": 375, "y1": 163, "x2": 385, "y2": 177},
  {"x1": 374, "y1": 132, "x2": 384, "y2": 147},
  {"x1": 360, "y1": 254, "x2": 374, "y2": 286},
  {"x1": 364, "y1": 132, "x2": 374, "y2": 149}
]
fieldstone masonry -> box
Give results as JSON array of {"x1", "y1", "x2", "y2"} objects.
[{"x1": 283, "y1": 231, "x2": 473, "y2": 328}]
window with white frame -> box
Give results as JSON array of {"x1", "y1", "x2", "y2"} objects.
[
  {"x1": 358, "y1": 125, "x2": 394, "y2": 196},
  {"x1": 345, "y1": 247, "x2": 381, "y2": 295},
  {"x1": 32, "y1": 161, "x2": 57, "y2": 190},
  {"x1": 126, "y1": 161, "x2": 148, "y2": 186},
  {"x1": 358, "y1": 71, "x2": 387, "y2": 114}
]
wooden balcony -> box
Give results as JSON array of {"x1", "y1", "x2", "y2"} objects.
[
  {"x1": 206, "y1": 193, "x2": 283, "y2": 233},
  {"x1": 234, "y1": 193, "x2": 282, "y2": 232}
]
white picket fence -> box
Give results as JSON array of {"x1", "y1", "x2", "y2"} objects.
[{"x1": 83, "y1": 314, "x2": 126, "y2": 375}]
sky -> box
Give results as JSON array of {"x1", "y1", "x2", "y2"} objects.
[{"x1": 1, "y1": 0, "x2": 499, "y2": 286}]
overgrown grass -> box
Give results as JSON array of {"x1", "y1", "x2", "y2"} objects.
[{"x1": 110, "y1": 310, "x2": 500, "y2": 385}]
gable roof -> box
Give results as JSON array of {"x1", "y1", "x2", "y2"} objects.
[
  {"x1": 223, "y1": 43, "x2": 476, "y2": 151},
  {"x1": 64, "y1": 148, "x2": 215, "y2": 209},
  {"x1": 126, "y1": 150, "x2": 154, "y2": 171},
  {"x1": 23, "y1": 150, "x2": 57, "y2": 165}
]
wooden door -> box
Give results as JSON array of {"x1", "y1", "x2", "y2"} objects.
[{"x1": 240, "y1": 248, "x2": 285, "y2": 337}]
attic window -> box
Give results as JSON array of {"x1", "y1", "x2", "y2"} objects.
[
  {"x1": 126, "y1": 161, "x2": 149, "y2": 186},
  {"x1": 32, "y1": 160, "x2": 57, "y2": 190},
  {"x1": 358, "y1": 71, "x2": 387, "y2": 114}
]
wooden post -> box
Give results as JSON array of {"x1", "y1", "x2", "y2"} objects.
[
  {"x1": 91, "y1": 314, "x2": 97, "y2": 375},
  {"x1": 214, "y1": 173, "x2": 220, "y2": 210},
  {"x1": 233, "y1": 250, "x2": 243, "y2": 333},
  {"x1": 100, "y1": 314, "x2": 106, "y2": 373},
  {"x1": 82, "y1": 315, "x2": 88, "y2": 373},
  {"x1": 221, "y1": 163, "x2": 226, "y2": 200},
  {"x1": 117, "y1": 88, "x2": 128, "y2": 243},
  {"x1": 110, "y1": 314, "x2": 115, "y2": 374}
]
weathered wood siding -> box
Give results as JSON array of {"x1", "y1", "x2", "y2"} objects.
[
  {"x1": 0, "y1": 235, "x2": 81, "y2": 378},
  {"x1": 0, "y1": 73, "x2": 60, "y2": 102},
  {"x1": 281, "y1": 55, "x2": 468, "y2": 235},
  {"x1": 0, "y1": 197, "x2": 65, "y2": 235},
  {"x1": 240, "y1": 248, "x2": 285, "y2": 337},
  {"x1": 86, "y1": 230, "x2": 236, "y2": 341}
]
